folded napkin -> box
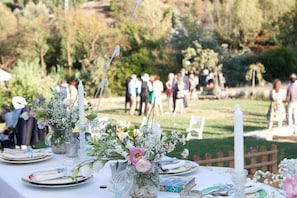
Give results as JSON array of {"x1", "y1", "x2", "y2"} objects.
[
  {"x1": 2, "y1": 153, "x2": 31, "y2": 159},
  {"x1": 32, "y1": 168, "x2": 68, "y2": 182},
  {"x1": 2, "y1": 152, "x2": 49, "y2": 160},
  {"x1": 244, "y1": 181, "x2": 262, "y2": 194},
  {"x1": 161, "y1": 160, "x2": 186, "y2": 170}
]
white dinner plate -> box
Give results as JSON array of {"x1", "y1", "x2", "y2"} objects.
[
  {"x1": 22, "y1": 173, "x2": 93, "y2": 188},
  {"x1": 200, "y1": 184, "x2": 268, "y2": 198},
  {"x1": 159, "y1": 160, "x2": 199, "y2": 176},
  {"x1": 0, "y1": 154, "x2": 52, "y2": 164}
]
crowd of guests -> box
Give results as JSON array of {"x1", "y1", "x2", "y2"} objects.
[
  {"x1": 125, "y1": 68, "x2": 199, "y2": 117},
  {"x1": 267, "y1": 73, "x2": 297, "y2": 129}
]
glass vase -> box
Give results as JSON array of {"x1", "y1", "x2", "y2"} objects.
[
  {"x1": 129, "y1": 163, "x2": 159, "y2": 198},
  {"x1": 46, "y1": 127, "x2": 69, "y2": 154}
]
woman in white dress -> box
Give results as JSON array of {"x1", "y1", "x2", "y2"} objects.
[
  {"x1": 152, "y1": 75, "x2": 164, "y2": 116},
  {"x1": 267, "y1": 79, "x2": 286, "y2": 129}
]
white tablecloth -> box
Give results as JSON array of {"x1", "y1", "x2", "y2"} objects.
[{"x1": 0, "y1": 153, "x2": 285, "y2": 198}]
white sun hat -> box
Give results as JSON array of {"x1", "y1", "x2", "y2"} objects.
[{"x1": 12, "y1": 96, "x2": 27, "y2": 109}]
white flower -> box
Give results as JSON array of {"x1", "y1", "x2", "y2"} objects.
[
  {"x1": 34, "y1": 90, "x2": 79, "y2": 129},
  {"x1": 253, "y1": 158, "x2": 297, "y2": 188},
  {"x1": 135, "y1": 159, "x2": 151, "y2": 173},
  {"x1": 73, "y1": 118, "x2": 186, "y2": 177}
]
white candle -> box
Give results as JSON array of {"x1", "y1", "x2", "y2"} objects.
[
  {"x1": 78, "y1": 80, "x2": 85, "y2": 127},
  {"x1": 234, "y1": 104, "x2": 244, "y2": 172}
]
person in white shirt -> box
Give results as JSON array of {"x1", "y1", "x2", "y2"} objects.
[
  {"x1": 56, "y1": 79, "x2": 70, "y2": 101},
  {"x1": 128, "y1": 74, "x2": 140, "y2": 116}
]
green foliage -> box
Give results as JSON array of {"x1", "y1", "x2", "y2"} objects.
[
  {"x1": 222, "y1": 55, "x2": 258, "y2": 87},
  {"x1": 0, "y1": 0, "x2": 297, "y2": 99},
  {"x1": 245, "y1": 62, "x2": 266, "y2": 83},
  {"x1": 1, "y1": 58, "x2": 55, "y2": 108},
  {"x1": 260, "y1": 47, "x2": 297, "y2": 81},
  {"x1": 274, "y1": 10, "x2": 297, "y2": 47},
  {"x1": 182, "y1": 40, "x2": 221, "y2": 75}
]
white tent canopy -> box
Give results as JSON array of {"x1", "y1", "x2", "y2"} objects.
[{"x1": 0, "y1": 69, "x2": 11, "y2": 81}]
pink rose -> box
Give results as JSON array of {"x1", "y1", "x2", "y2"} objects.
[
  {"x1": 284, "y1": 174, "x2": 297, "y2": 198},
  {"x1": 135, "y1": 159, "x2": 151, "y2": 173},
  {"x1": 129, "y1": 147, "x2": 144, "y2": 165}
]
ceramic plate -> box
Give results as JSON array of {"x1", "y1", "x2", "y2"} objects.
[
  {"x1": 22, "y1": 173, "x2": 92, "y2": 188},
  {"x1": 159, "y1": 160, "x2": 199, "y2": 176},
  {"x1": 200, "y1": 184, "x2": 267, "y2": 198},
  {"x1": 0, "y1": 154, "x2": 52, "y2": 164}
]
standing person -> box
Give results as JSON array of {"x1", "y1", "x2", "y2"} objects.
[
  {"x1": 128, "y1": 74, "x2": 140, "y2": 116},
  {"x1": 172, "y1": 73, "x2": 178, "y2": 113},
  {"x1": 165, "y1": 73, "x2": 174, "y2": 111},
  {"x1": 181, "y1": 68, "x2": 189, "y2": 108},
  {"x1": 286, "y1": 73, "x2": 297, "y2": 126},
  {"x1": 148, "y1": 74, "x2": 155, "y2": 113},
  {"x1": 69, "y1": 80, "x2": 78, "y2": 107},
  {"x1": 173, "y1": 73, "x2": 185, "y2": 116},
  {"x1": 267, "y1": 79, "x2": 286, "y2": 129},
  {"x1": 56, "y1": 79, "x2": 70, "y2": 101},
  {"x1": 135, "y1": 75, "x2": 142, "y2": 113},
  {"x1": 125, "y1": 76, "x2": 132, "y2": 112},
  {"x1": 189, "y1": 73, "x2": 198, "y2": 100},
  {"x1": 152, "y1": 75, "x2": 164, "y2": 116},
  {"x1": 139, "y1": 73, "x2": 152, "y2": 116}
]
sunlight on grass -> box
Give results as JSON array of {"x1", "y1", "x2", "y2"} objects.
[{"x1": 97, "y1": 98, "x2": 295, "y2": 161}]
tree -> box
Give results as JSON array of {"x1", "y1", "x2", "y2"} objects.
[
  {"x1": 0, "y1": 4, "x2": 18, "y2": 70},
  {"x1": 245, "y1": 62, "x2": 265, "y2": 95},
  {"x1": 182, "y1": 40, "x2": 221, "y2": 75},
  {"x1": 275, "y1": 10, "x2": 297, "y2": 48},
  {"x1": 17, "y1": 2, "x2": 52, "y2": 74}
]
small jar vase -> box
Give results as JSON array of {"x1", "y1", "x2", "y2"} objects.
[
  {"x1": 48, "y1": 127, "x2": 68, "y2": 154},
  {"x1": 129, "y1": 164, "x2": 159, "y2": 198}
]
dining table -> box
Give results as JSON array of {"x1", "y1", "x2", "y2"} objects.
[{"x1": 0, "y1": 149, "x2": 286, "y2": 198}]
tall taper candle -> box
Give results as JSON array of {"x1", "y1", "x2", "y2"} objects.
[
  {"x1": 78, "y1": 80, "x2": 85, "y2": 127},
  {"x1": 234, "y1": 104, "x2": 244, "y2": 172}
]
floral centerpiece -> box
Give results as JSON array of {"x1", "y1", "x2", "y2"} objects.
[
  {"x1": 253, "y1": 158, "x2": 297, "y2": 198},
  {"x1": 34, "y1": 90, "x2": 79, "y2": 153},
  {"x1": 72, "y1": 117, "x2": 186, "y2": 198}
]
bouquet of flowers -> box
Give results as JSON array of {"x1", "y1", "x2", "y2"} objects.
[
  {"x1": 74, "y1": 118, "x2": 185, "y2": 171},
  {"x1": 34, "y1": 90, "x2": 79, "y2": 130},
  {"x1": 253, "y1": 158, "x2": 297, "y2": 198},
  {"x1": 72, "y1": 117, "x2": 186, "y2": 197}
]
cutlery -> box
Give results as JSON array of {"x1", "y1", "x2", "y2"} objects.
[{"x1": 33, "y1": 168, "x2": 68, "y2": 175}]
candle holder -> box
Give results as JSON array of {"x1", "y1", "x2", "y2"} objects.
[
  {"x1": 232, "y1": 169, "x2": 248, "y2": 198},
  {"x1": 78, "y1": 123, "x2": 87, "y2": 160}
]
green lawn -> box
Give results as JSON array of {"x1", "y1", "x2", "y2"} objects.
[{"x1": 97, "y1": 98, "x2": 296, "y2": 163}]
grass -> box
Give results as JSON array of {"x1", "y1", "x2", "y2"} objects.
[{"x1": 97, "y1": 97, "x2": 297, "y2": 163}]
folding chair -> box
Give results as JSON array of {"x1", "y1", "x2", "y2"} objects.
[{"x1": 186, "y1": 116, "x2": 205, "y2": 140}]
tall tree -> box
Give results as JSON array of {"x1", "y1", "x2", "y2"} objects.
[
  {"x1": 17, "y1": 2, "x2": 51, "y2": 74},
  {"x1": 0, "y1": 4, "x2": 18, "y2": 70}
]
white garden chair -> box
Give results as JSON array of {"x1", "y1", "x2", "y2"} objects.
[{"x1": 186, "y1": 116, "x2": 205, "y2": 140}]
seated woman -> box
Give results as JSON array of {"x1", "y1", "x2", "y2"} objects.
[{"x1": 0, "y1": 107, "x2": 15, "y2": 148}]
